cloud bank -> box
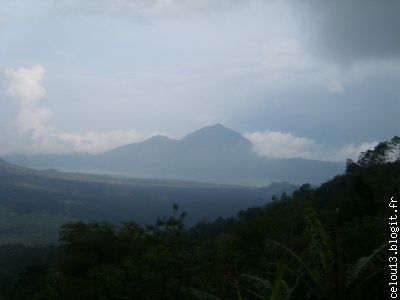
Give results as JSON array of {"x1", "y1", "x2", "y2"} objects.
[
  {"x1": 3, "y1": 65, "x2": 144, "y2": 155},
  {"x1": 245, "y1": 130, "x2": 378, "y2": 162},
  {"x1": 52, "y1": 0, "x2": 400, "y2": 64}
]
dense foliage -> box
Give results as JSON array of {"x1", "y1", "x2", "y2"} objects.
[{"x1": 0, "y1": 138, "x2": 398, "y2": 299}]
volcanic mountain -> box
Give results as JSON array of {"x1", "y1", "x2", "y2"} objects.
[{"x1": 3, "y1": 124, "x2": 344, "y2": 185}]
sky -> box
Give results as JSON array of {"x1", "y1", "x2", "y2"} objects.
[{"x1": 0, "y1": 0, "x2": 399, "y2": 162}]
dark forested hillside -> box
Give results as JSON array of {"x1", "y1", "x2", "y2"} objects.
[
  {"x1": 0, "y1": 138, "x2": 398, "y2": 300},
  {"x1": 0, "y1": 159, "x2": 297, "y2": 245}
]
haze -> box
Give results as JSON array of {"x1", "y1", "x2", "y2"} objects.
[{"x1": 1, "y1": 0, "x2": 399, "y2": 162}]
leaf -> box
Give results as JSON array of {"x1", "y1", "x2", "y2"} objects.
[
  {"x1": 185, "y1": 288, "x2": 224, "y2": 300},
  {"x1": 242, "y1": 274, "x2": 274, "y2": 292},
  {"x1": 270, "y1": 264, "x2": 285, "y2": 300},
  {"x1": 304, "y1": 207, "x2": 333, "y2": 276},
  {"x1": 345, "y1": 242, "x2": 389, "y2": 287},
  {"x1": 242, "y1": 266, "x2": 291, "y2": 300},
  {"x1": 266, "y1": 239, "x2": 320, "y2": 289},
  {"x1": 242, "y1": 274, "x2": 273, "y2": 299}
]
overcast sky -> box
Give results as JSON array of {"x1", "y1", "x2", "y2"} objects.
[{"x1": 0, "y1": 0, "x2": 399, "y2": 161}]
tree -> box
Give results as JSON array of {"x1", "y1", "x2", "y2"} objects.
[{"x1": 357, "y1": 136, "x2": 400, "y2": 166}]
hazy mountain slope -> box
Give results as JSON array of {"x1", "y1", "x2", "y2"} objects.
[
  {"x1": 3, "y1": 124, "x2": 345, "y2": 185},
  {"x1": 0, "y1": 159, "x2": 297, "y2": 245}
]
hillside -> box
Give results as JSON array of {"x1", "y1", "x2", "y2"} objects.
[{"x1": 0, "y1": 159, "x2": 297, "y2": 245}]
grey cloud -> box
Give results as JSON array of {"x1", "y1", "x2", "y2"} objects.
[
  {"x1": 52, "y1": 0, "x2": 250, "y2": 19},
  {"x1": 52, "y1": 0, "x2": 400, "y2": 63},
  {"x1": 291, "y1": 0, "x2": 400, "y2": 63}
]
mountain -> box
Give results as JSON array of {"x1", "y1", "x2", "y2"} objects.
[
  {"x1": 0, "y1": 159, "x2": 296, "y2": 245},
  {"x1": 3, "y1": 124, "x2": 344, "y2": 185}
]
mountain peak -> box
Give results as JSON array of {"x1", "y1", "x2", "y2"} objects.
[
  {"x1": 143, "y1": 135, "x2": 175, "y2": 144},
  {"x1": 207, "y1": 123, "x2": 228, "y2": 129},
  {"x1": 182, "y1": 124, "x2": 251, "y2": 148},
  {"x1": 186, "y1": 124, "x2": 239, "y2": 136}
]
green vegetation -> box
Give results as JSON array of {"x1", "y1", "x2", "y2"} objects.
[
  {"x1": 0, "y1": 159, "x2": 297, "y2": 244},
  {"x1": 0, "y1": 205, "x2": 75, "y2": 245},
  {"x1": 0, "y1": 137, "x2": 398, "y2": 299}
]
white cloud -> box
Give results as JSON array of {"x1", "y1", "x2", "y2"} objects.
[
  {"x1": 329, "y1": 142, "x2": 379, "y2": 163},
  {"x1": 245, "y1": 130, "x2": 319, "y2": 160},
  {"x1": 6, "y1": 65, "x2": 46, "y2": 107},
  {"x1": 4, "y1": 65, "x2": 146, "y2": 154},
  {"x1": 14, "y1": 107, "x2": 53, "y2": 138},
  {"x1": 5, "y1": 65, "x2": 53, "y2": 141},
  {"x1": 245, "y1": 130, "x2": 378, "y2": 162},
  {"x1": 58, "y1": 130, "x2": 143, "y2": 154}
]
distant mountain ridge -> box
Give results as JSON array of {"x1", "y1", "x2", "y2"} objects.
[{"x1": 3, "y1": 124, "x2": 344, "y2": 185}]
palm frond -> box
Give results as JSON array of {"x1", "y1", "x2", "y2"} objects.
[
  {"x1": 304, "y1": 207, "x2": 333, "y2": 275},
  {"x1": 266, "y1": 239, "x2": 320, "y2": 288},
  {"x1": 185, "y1": 288, "x2": 224, "y2": 300},
  {"x1": 262, "y1": 262, "x2": 317, "y2": 297},
  {"x1": 242, "y1": 274, "x2": 274, "y2": 292},
  {"x1": 270, "y1": 264, "x2": 285, "y2": 300},
  {"x1": 345, "y1": 242, "x2": 389, "y2": 287},
  {"x1": 242, "y1": 265, "x2": 292, "y2": 300}
]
